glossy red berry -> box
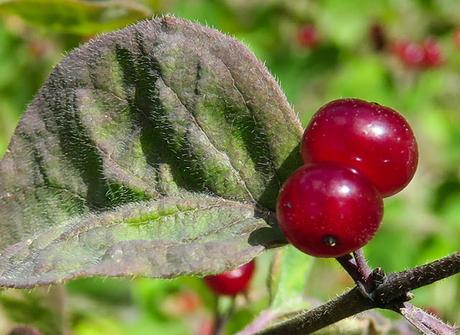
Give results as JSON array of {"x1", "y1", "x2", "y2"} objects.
[
  {"x1": 301, "y1": 98, "x2": 418, "y2": 197},
  {"x1": 422, "y1": 38, "x2": 443, "y2": 68},
  {"x1": 204, "y1": 260, "x2": 255, "y2": 296},
  {"x1": 297, "y1": 25, "x2": 319, "y2": 48},
  {"x1": 277, "y1": 164, "x2": 383, "y2": 258},
  {"x1": 392, "y1": 40, "x2": 424, "y2": 68}
]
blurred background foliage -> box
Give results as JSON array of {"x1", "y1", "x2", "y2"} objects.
[{"x1": 0, "y1": 0, "x2": 459, "y2": 334}]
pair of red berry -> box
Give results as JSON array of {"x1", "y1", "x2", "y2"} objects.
[
  {"x1": 392, "y1": 39, "x2": 442, "y2": 69},
  {"x1": 204, "y1": 98, "x2": 418, "y2": 294},
  {"x1": 277, "y1": 98, "x2": 418, "y2": 258}
]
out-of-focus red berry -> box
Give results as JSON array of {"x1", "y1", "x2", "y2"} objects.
[
  {"x1": 422, "y1": 38, "x2": 443, "y2": 68},
  {"x1": 204, "y1": 260, "x2": 255, "y2": 296},
  {"x1": 454, "y1": 29, "x2": 460, "y2": 49},
  {"x1": 392, "y1": 40, "x2": 424, "y2": 68},
  {"x1": 168, "y1": 291, "x2": 201, "y2": 315},
  {"x1": 197, "y1": 318, "x2": 214, "y2": 335},
  {"x1": 297, "y1": 25, "x2": 319, "y2": 48},
  {"x1": 369, "y1": 23, "x2": 387, "y2": 51}
]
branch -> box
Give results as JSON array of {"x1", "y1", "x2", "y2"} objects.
[
  {"x1": 257, "y1": 252, "x2": 460, "y2": 335},
  {"x1": 372, "y1": 252, "x2": 460, "y2": 304},
  {"x1": 257, "y1": 287, "x2": 373, "y2": 335}
]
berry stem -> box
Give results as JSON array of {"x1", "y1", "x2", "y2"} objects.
[
  {"x1": 336, "y1": 251, "x2": 375, "y2": 297},
  {"x1": 337, "y1": 249, "x2": 387, "y2": 297},
  {"x1": 212, "y1": 297, "x2": 236, "y2": 335},
  {"x1": 353, "y1": 249, "x2": 372, "y2": 279},
  {"x1": 335, "y1": 253, "x2": 360, "y2": 282}
]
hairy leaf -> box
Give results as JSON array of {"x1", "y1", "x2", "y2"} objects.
[{"x1": 0, "y1": 17, "x2": 302, "y2": 287}]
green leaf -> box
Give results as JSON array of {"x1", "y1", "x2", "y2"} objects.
[
  {"x1": 266, "y1": 245, "x2": 314, "y2": 330},
  {"x1": 271, "y1": 245, "x2": 313, "y2": 310},
  {"x1": 0, "y1": 286, "x2": 65, "y2": 335},
  {"x1": 0, "y1": 0, "x2": 152, "y2": 35},
  {"x1": 0, "y1": 195, "x2": 278, "y2": 288},
  {"x1": 239, "y1": 247, "x2": 313, "y2": 334},
  {"x1": 0, "y1": 17, "x2": 302, "y2": 288}
]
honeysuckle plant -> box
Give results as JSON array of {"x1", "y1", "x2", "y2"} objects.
[{"x1": 0, "y1": 16, "x2": 458, "y2": 335}]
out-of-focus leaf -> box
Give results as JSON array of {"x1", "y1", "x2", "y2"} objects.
[
  {"x1": 0, "y1": 17, "x2": 302, "y2": 288},
  {"x1": 0, "y1": 0, "x2": 152, "y2": 34},
  {"x1": 270, "y1": 245, "x2": 313, "y2": 310},
  {"x1": 67, "y1": 277, "x2": 132, "y2": 305},
  {"x1": 237, "y1": 247, "x2": 313, "y2": 334},
  {"x1": 0, "y1": 286, "x2": 65, "y2": 335},
  {"x1": 314, "y1": 0, "x2": 382, "y2": 48},
  {"x1": 327, "y1": 56, "x2": 392, "y2": 105}
]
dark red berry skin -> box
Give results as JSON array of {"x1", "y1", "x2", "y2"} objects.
[
  {"x1": 297, "y1": 25, "x2": 318, "y2": 48},
  {"x1": 204, "y1": 260, "x2": 255, "y2": 296},
  {"x1": 301, "y1": 98, "x2": 418, "y2": 197},
  {"x1": 277, "y1": 164, "x2": 383, "y2": 258},
  {"x1": 422, "y1": 38, "x2": 443, "y2": 68}
]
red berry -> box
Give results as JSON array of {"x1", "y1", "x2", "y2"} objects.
[
  {"x1": 369, "y1": 23, "x2": 387, "y2": 51},
  {"x1": 277, "y1": 164, "x2": 383, "y2": 258},
  {"x1": 422, "y1": 38, "x2": 443, "y2": 68},
  {"x1": 204, "y1": 260, "x2": 255, "y2": 296},
  {"x1": 454, "y1": 29, "x2": 460, "y2": 50},
  {"x1": 301, "y1": 98, "x2": 418, "y2": 197},
  {"x1": 297, "y1": 25, "x2": 318, "y2": 48},
  {"x1": 392, "y1": 40, "x2": 424, "y2": 68}
]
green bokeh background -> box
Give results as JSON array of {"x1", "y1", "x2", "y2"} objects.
[{"x1": 0, "y1": 0, "x2": 459, "y2": 334}]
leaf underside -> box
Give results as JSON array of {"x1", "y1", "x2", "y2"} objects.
[{"x1": 0, "y1": 16, "x2": 302, "y2": 288}]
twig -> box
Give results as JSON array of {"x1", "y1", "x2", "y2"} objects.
[
  {"x1": 372, "y1": 252, "x2": 460, "y2": 304},
  {"x1": 212, "y1": 297, "x2": 236, "y2": 335},
  {"x1": 257, "y1": 287, "x2": 373, "y2": 334},
  {"x1": 336, "y1": 250, "x2": 376, "y2": 296},
  {"x1": 257, "y1": 252, "x2": 460, "y2": 335},
  {"x1": 336, "y1": 254, "x2": 360, "y2": 282},
  {"x1": 353, "y1": 249, "x2": 372, "y2": 278},
  {"x1": 340, "y1": 250, "x2": 458, "y2": 335}
]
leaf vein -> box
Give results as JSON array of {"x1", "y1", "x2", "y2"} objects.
[{"x1": 157, "y1": 72, "x2": 257, "y2": 204}]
